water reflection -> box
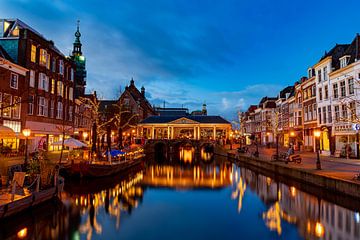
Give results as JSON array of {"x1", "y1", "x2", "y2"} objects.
[
  {"x1": 2, "y1": 159, "x2": 360, "y2": 240},
  {"x1": 232, "y1": 167, "x2": 360, "y2": 239},
  {"x1": 179, "y1": 146, "x2": 194, "y2": 163}
]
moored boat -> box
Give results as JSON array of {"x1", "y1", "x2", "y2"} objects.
[{"x1": 63, "y1": 150, "x2": 145, "y2": 178}]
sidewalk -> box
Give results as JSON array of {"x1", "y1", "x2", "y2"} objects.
[{"x1": 229, "y1": 145, "x2": 360, "y2": 183}]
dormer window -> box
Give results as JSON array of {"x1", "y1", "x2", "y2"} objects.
[
  {"x1": 308, "y1": 68, "x2": 313, "y2": 78},
  {"x1": 340, "y1": 55, "x2": 350, "y2": 68}
]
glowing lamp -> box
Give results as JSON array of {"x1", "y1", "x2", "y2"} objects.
[
  {"x1": 315, "y1": 222, "x2": 325, "y2": 237},
  {"x1": 17, "y1": 228, "x2": 28, "y2": 239},
  {"x1": 314, "y1": 130, "x2": 321, "y2": 138},
  {"x1": 290, "y1": 131, "x2": 295, "y2": 137},
  {"x1": 22, "y1": 128, "x2": 31, "y2": 137},
  {"x1": 82, "y1": 132, "x2": 88, "y2": 139}
]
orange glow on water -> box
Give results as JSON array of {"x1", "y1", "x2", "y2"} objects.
[{"x1": 17, "y1": 228, "x2": 28, "y2": 239}]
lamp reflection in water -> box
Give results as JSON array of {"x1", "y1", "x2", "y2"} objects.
[
  {"x1": 200, "y1": 148, "x2": 213, "y2": 161},
  {"x1": 17, "y1": 228, "x2": 28, "y2": 239},
  {"x1": 179, "y1": 146, "x2": 194, "y2": 163}
]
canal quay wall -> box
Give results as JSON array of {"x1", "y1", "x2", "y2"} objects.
[{"x1": 227, "y1": 152, "x2": 360, "y2": 200}]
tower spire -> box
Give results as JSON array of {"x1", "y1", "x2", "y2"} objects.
[{"x1": 72, "y1": 20, "x2": 82, "y2": 56}]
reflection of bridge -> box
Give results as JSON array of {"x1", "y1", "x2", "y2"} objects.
[{"x1": 142, "y1": 164, "x2": 233, "y2": 189}]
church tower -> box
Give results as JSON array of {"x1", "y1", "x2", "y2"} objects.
[{"x1": 71, "y1": 20, "x2": 87, "y2": 98}]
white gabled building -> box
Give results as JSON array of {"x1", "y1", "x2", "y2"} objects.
[{"x1": 313, "y1": 44, "x2": 349, "y2": 156}]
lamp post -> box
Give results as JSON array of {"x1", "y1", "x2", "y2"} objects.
[
  {"x1": 22, "y1": 128, "x2": 31, "y2": 167},
  {"x1": 314, "y1": 130, "x2": 321, "y2": 170},
  {"x1": 290, "y1": 131, "x2": 295, "y2": 147}
]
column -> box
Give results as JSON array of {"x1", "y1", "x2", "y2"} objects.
[
  {"x1": 151, "y1": 127, "x2": 155, "y2": 139},
  {"x1": 167, "y1": 126, "x2": 170, "y2": 139},
  {"x1": 171, "y1": 126, "x2": 174, "y2": 139},
  {"x1": 198, "y1": 126, "x2": 200, "y2": 140},
  {"x1": 213, "y1": 126, "x2": 216, "y2": 139},
  {"x1": 193, "y1": 127, "x2": 196, "y2": 140}
]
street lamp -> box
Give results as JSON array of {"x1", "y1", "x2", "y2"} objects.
[
  {"x1": 314, "y1": 130, "x2": 321, "y2": 170},
  {"x1": 82, "y1": 132, "x2": 88, "y2": 140},
  {"x1": 22, "y1": 128, "x2": 31, "y2": 166}
]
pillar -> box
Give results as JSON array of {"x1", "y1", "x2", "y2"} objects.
[
  {"x1": 151, "y1": 127, "x2": 155, "y2": 139},
  {"x1": 167, "y1": 126, "x2": 170, "y2": 139},
  {"x1": 193, "y1": 127, "x2": 196, "y2": 140},
  {"x1": 198, "y1": 126, "x2": 200, "y2": 140},
  {"x1": 213, "y1": 126, "x2": 216, "y2": 139},
  {"x1": 171, "y1": 126, "x2": 174, "y2": 139}
]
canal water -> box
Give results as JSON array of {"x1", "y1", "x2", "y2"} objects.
[{"x1": 1, "y1": 149, "x2": 360, "y2": 240}]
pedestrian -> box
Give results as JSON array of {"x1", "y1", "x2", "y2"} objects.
[{"x1": 346, "y1": 144, "x2": 352, "y2": 159}]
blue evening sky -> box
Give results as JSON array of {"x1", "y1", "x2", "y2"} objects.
[{"x1": 1, "y1": 0, "x2": 360, "y2": 120}]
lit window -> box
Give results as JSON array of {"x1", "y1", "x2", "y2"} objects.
[
  {"x1": 31, "y1": 45, "x2": 36, "y2": 63},
  {"x1": 12, "y1": 96, "x2": 21, "y2": 119},
  {"x1": 39, "y1": 49, "x2": 47, "y2": 66},
  {"x1": 51, "y1": 79, "x2": 55, "y2": 94},
  {"x1": 10, "y1": 73, "x2": 18, "y2": 89},
  {"x1": 2, "y1": 93, "x2": 11, "y2": 118}
]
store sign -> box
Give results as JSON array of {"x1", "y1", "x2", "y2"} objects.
[{"x1": 352, "y1": 124, "x2": 360, "y2": 131}]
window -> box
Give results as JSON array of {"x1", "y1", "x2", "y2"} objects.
[
  {"x1": 46, "y1": 53, "x2": 50, "y2": 69},
  {"x1": 304, "y1": 106, "x2": 308, "y2": 121},
  {"x1": 70, "y1": 68, "x2": 74, "y2": 81},
  {"x1": 348, "y1": 78, "x2": 354, "y2": 95},
  {"x1": 56, "y1": 101, "x2": 63, "y2": 119},
  {"x1": 31, "y1": 45, "x2": 36, "y2": 63},
  {"x1": 51, "y1": 79, "x2": 55, "y2": 94},
  {"x1": 10, "y1": 73, "x2": 18, "y2": 89},
  {"x1": 318, "y1": 69, "x2": 322, "y2": 83},
  {"x1": 340, "y1": 56, "x2": 349, "y2": 68},
  {"x1": 308, "y1": 69, "x2": 312, "y2": 78},
  {"x1": 322, "y1": 107, "x2": 327, "y2": 124},
  {"x1": 341, "y1": 105, "x2": 348, "y2": 119},
  {"x1": 319, "y1": 88, "x2": 322, "y2": 101},
  {"x1": 327, "y1": 105, "x2": 332, "y2": 123},
  {"x1": 50, "y1": 100, "x2": 54, "y2": 118},
  {"x1": 2, "y1": 93, "x2": 11, "y2": 118},
  {"x1": 69, "y1": 87, "x2": 73, "y2": 101},
  {"x1": 323, "y1": 66, "x2": 328, "y2": 81},
  {"x1": 335, "y1": 106, "x2": 340, "y2": 121},
  {"x1": 318, "y1": 108, "x2": 321, "y2": 124},
  {"x1": 39, "y1": 49, "x2": 47, "y2": 66},
  {"x1": 59, "y1": 60, "x2": 64, "y2": 75},
  {"x1": 57, "y1": 81, "x2": 64, "y2": 97},
  {"x1": 52, "y1": 58, "x2": 56, "y2": 72},
  {"x1": 28, "y1": 95, "x2": 34, "y2": 115},
  {"x1": 38, "y1": 97, "x2": 45, "y2": 116},
  {"x1": 312, "y1": 85, "x2": 316, "y2": 97},
  {"x1": 12, "y1": 96, "x2": 21, "y2": 119},
  {"x1": 324, "y1": 85, "x2": 328, "y2": 99},
  {"x1": 313, "y1": 104, "x2": 317, "y2": 119},
  {"x1": 29, "y1": 70, "x2": 35, "y2": 87},
  {"x1": 38, "y1": 73, "x2": 49, "y2": 91},
  {"x1": 350, "y1": 102, "x2": 356, "y2": 120},
  {"x1": 309, "y1": 105, "x2": 313, "y2": 120},
  {"x1": 333, "y1": 83, "x2": 338, "y2": 99},
  {"x1": 340, "y1": 81, "x2": 346, "y2": 97},
  {"x1": 69, "y1": 106, "x2": 73, "y2": 121}
]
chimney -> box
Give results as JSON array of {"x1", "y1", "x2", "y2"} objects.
[{"x1": 141, "y1": 86, "x2": 145, "y2": 97}]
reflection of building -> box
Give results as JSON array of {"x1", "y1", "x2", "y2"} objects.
[
  {"x1": 138, "y1": 115, "x2": 231, "y2": 140},
  {"x1": 142, "y1": 164, "x2": 232, "y2": 189},
  {"x1": 240, "y1": 169, "x2": 360, "y2": 240}
]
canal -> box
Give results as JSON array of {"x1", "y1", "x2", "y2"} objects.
[{"x1": 1, "y1": 149, "x2": 360, "y2": 240}]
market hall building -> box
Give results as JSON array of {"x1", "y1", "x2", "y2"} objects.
[{"x1": 137, "y1": 115, "x2": 232, "y2": 140}]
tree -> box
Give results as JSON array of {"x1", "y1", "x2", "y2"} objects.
[{"x1": 269, "y1": 109, "x2": 280, "y2": 158}]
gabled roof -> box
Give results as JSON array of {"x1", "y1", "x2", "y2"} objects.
[
  {"x1": 0, "y1": 45, "x2": 13, "y2": 61},
  {"x1": 122, "y1": 80, "x2": 156, "y2": 114},
  {"x1": 342, "y1": 34, "x2": 360, "y2": 66},
  {"x1": 140, "y1": 115, "x2": 230, "y2": 124},
  {"x1": 99, "y1": 100, "x2": 117, "y2": 112},
  {"x1": 278, "y1": 86, "x2": 294, "y2": 99},
  {"x1": 319, "y1": 44, "x2": 349, "y2": 69}
]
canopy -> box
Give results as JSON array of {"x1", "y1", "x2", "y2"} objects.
[
  {"x1": 0, "y1": 125, "x2": 16, "y2": 139},
  {"x1": 52, "y1": 138, "x2": 87, "y2": 148},
  {"x1": 104, "y1": 149, "x2": 126, "y2": 157}
]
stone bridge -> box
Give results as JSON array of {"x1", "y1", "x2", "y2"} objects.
[{"x1": 144, "y1": 139, "x2": 227, "y2": 162}]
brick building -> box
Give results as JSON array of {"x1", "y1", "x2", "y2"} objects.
[{"x1": 0, "y1": 19, "x2": 76, "y2": 151}]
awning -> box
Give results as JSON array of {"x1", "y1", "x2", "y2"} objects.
[
  {"x1": 52, "y1": 138, "x2": 88, "y2": 148},
  {"x1": 0, "y1": 125, "x2": 16, "y2": 139}
]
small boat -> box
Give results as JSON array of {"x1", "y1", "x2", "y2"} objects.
[{"x1": 63, "y1": 149, "x2": 145, "y2": 178}]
